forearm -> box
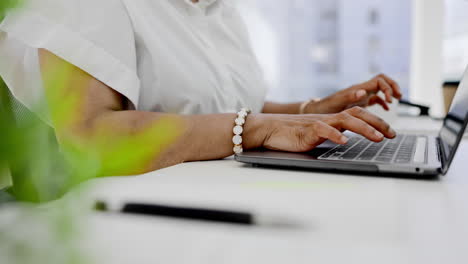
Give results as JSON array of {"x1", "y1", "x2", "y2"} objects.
[
  {"x1": 68, "y1": 111, "x2": 267, "y2": 175},
  {"x1": 262, "y1": 101, "x2": 302, "y2": 115},
  {"x1": 39, "y1": 49, "x2": 268, "y2": 175}
]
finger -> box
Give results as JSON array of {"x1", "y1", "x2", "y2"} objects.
[
  {"x1": 377, "y1": 77, "x2": 394, "y2": 103},
  {"x1": 378, "y1": 74, "x2": 403, "y2": 99},
  {"x1": 314, "y1": 121, "x2": 348, "y2": 145},
  {"x1": 335, "y1": 112, "x2": 385, "y2": 142},
  {"x1": 369, "y1": 95, "x2": 390, "y2": 111},
  {"x1": 347, "y1": 106, "x2": 396, "y2": 138}
]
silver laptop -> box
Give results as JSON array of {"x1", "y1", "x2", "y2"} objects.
[{"x1": 236, "y1": 68, "x2": 468, "y2": 178}]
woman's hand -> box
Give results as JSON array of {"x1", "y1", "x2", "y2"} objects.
[
  {"x1": 246, "y1": 106, "x2": 396, "y2": 153},
  {"x1": 304, "y1": 74, "x2": 403, "y2": 114}
]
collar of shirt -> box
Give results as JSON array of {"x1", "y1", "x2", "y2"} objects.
[{"x1": 183, "y1": 0, "x2": 220, "y2": 16}]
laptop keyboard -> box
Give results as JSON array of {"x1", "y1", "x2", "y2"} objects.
[{"x1": 318, "y1": 134, "x2": 427, "y2": 164}]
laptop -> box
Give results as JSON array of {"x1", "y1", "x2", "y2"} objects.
[{"x1": 235, "y1": 68, "x2": 468, "y2": 178}]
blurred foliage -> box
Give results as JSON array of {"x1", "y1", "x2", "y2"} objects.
[
  {"x1": 0, "y1": 0, "x2": 23, "y2": 21},
  {"x1": 40, "y1": 57, "x2": 181, "y2": 185},
  {"x1": 0, "y1": 86, "x2": 69, "y2": 202},
  {"x1": 0, "y1": 200, "x2": 90, "y2": 264},
  {"x1": 1, "y1": 1, "x2": 180, "y2": 263},
  {"x1": 1, "y1": 65, "x2": 89, "y2": 263},
  {"x1": 0, "y1": 15, "x2": 180, "y2": 204}
]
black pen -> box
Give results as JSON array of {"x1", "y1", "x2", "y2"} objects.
[{"x1": 94, "y1": 201, "x2": 295, "y2": 227}]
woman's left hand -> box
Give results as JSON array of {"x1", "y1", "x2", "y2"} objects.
[{"x1": 304, "y1": 74, "x2": 403, "y2": 114}]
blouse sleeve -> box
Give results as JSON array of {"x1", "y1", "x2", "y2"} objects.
[{"x1": 0, "y1": 0, "x2": 140, "y2": 123}]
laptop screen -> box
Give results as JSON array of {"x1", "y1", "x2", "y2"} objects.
[{"x1": 439, "y1": 66, "x2": 468, "y2": 174}]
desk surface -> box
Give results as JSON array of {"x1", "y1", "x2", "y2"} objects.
[{"x1": 82, "y1": 117, "x2": 468, "y2": 264}]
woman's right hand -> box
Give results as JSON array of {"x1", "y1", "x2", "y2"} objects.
[{"x1": 246, "y1": 106, "x2": 397, "y2": 152}]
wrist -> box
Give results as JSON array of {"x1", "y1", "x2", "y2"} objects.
[
  {"x1": 304, "y1": 98, "x2": 326, "y2": 114},
  {"x1": 242, "y1": 114, "x2": 270, "y2": 150}
]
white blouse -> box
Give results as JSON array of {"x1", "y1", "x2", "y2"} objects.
[{"x1": 0, "y1": 0, "x2": 267, "y2": 123}]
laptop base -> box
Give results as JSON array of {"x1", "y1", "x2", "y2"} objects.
[{"x1": 235, "y1": 135, "x2": 442, "y2": 179}]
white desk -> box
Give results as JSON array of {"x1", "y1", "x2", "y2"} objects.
[{"x1": 80, "y1": 116, "x2": 468, "y2": 264}]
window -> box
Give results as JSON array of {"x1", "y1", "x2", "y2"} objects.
[
  {"x1": 444, "y1": 0, "x2": 468, "y2": 82},
  {"x1": 239, "y1": 0, "x2": 412, "y2": 102}
]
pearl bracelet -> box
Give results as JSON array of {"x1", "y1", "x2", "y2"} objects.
[{"x1": 232, "y1": 108, "x2": 251, "y2": 154}]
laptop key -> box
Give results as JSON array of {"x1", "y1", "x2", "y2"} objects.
[
  {"x1": 319, "y1": 151, "x2": 333, "y2": 159},
  {"x1": 356, "y1": 153, "x2": 376, "y2": 161},
  {"x1": 356, "y1": 142, "x2": 385, "y2": 161},
  {"x1": 330, "y1": 153, "x2": 343, "y2": 158},
  {"x1": 394, "y1": 136, "x2": 418, "y2": 163},
  {"x1": 319, "y1": 137, "x2": 362, "y2": 159},
  {"x1": 339, "y1": 140, "x2": 371, "y2": 160},
  {"x1": 319, "y1": 134, "x2": 427, "y2": 165},
  {"x1": 374, "y1": 138, "x2": 404, "y2": 163}
]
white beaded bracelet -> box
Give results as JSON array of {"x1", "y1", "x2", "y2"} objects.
[{"x1": 233, "y1": 108, "x2": 251, "y2": 154}]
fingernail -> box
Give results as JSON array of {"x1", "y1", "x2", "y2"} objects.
[
  {"x1": 340, "y1": 136, "x2": 349, "y2": 144},
  {"x1": 374, "y1": 130, "x2": 384, "y2": 139},
  {"x1": 389, "y1": 128, "x2": 397, "y2": 137}
]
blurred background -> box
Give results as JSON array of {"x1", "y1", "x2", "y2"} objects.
[
  {"x1": 445, "y1": 0, "x2": 468, "y2": 82},
  {"x1": 1, "y1": 1, "x2": 468, "y2": 263},
  {"x1": 238, "y1": 0, "x2": 468, "y2": 115}
]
